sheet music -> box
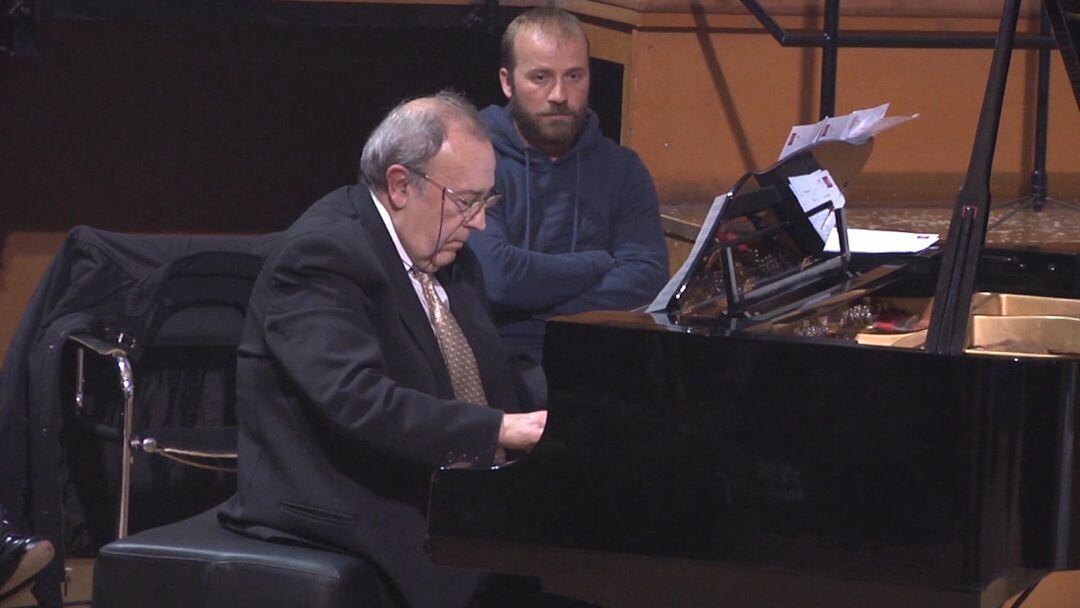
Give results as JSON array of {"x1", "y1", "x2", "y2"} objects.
[
  {"x1": 824, "y1": 228, "x2": 939, "y2": 253},
  {"x1": 788, "y1": 169, "x2": 845, "y2": 243},
  {"x1": 778, "y1": 103, "x2": 919, "y2": 161}
]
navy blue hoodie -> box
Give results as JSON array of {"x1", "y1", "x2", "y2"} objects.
[{"x1": 469, "y1": 103, "x2": 669, "y2": 364}]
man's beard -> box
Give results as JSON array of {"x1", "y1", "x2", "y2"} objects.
[{"x1": 510, "y1": 96, "x2": 586, "y2": 156}]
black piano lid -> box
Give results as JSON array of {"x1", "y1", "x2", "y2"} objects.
[{"x1": 928, "y1": 0, "x2": 1080, "y2": 354}]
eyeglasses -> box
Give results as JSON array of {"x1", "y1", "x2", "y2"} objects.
[{"x1": 405, "y1": 167, "x2": 501, "y2": 222}]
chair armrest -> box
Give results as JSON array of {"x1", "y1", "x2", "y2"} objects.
[
  {"x1": 68, "y1": 333, "x2": 131, "y2": 357},
  {"x1": 68, "y1": 333, "x2": 135, "y2": 444},
  {"x1": 139, "y1": 426, "x2": 238, "y2": 458}
]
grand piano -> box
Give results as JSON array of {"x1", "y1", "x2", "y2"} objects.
[{"x1": 428, "y1": 1, "x2": 1080, "y2": 606}]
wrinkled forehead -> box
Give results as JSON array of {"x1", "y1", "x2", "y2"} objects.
[{"x1": 430, "y1": 131, "x2": 495, "y2": 192}]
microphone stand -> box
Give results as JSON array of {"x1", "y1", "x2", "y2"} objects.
[{"x1": 990, "y1": 2, "x2": 1080, "y2": 230}]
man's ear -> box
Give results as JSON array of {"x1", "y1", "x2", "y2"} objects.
[
  {"x1": 499, "y1": 67, "x2": 513, "y2": 100},
  {"x1": 385, "y1": 165, "x2": 411, "y2": 210}
]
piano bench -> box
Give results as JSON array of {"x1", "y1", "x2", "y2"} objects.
[{"x1": 91, "y1": 507, "x2": 390, "y2": 608}]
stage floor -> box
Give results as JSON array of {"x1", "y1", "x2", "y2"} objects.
[
  {"x1": 4, "y1": 559, "x2": 1080, "y2": 607},
  {"x1": 661, "y1": 200, "x2": 1080, "y2": 273}
]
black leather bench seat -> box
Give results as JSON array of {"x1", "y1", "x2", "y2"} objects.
[{"x1": 92, "y1": 507, "x2": 389, "y2": 608}]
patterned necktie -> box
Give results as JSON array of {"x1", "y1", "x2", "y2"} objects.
[{"x1": 411, "y1": 269, "x2": 489, "y2": 406}]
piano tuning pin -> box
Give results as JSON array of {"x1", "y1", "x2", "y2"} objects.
[
  {"x1": 839, "y1": 303, "x2": 874, "y2": 328},
  {"x1": 794, "y1": 321, "x2": 829, "y2": 338}
]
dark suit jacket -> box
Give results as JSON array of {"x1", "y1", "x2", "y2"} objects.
[{"x1": 220, "y1": 185, "x2": 523, "y2": 608}]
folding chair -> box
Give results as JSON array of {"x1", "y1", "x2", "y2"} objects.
[
  {"x1": 67, "y1": 249, "x2": 264, "y2": 540},
  {"x1": 2, "y1": 227, "x2": 281, "y2": 604}
]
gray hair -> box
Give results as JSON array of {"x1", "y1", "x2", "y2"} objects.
[
  {"x1": 501, "y1": 6, "x2": 589, "y2": 73},
  {"x1": 359, "y1": 90, "x2": 489, "y2": 190}
]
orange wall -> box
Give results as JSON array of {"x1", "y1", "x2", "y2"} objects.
[
  {"x1": 0, "y1": 232, "x2": 68, "y2": 364},
  {"x1": 609, "y1": 13, "x2": 1080, "y2": 207}
]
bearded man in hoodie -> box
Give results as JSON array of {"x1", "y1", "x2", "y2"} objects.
[{"x1": 470, "y1": 7, "x2": 669, "y2": 406}]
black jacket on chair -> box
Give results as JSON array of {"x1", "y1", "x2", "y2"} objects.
[
  {"x1": 219, "y1": 185, "x2": 524, "y2": 608},
  {"x1": 1, "y1": 227, "x2": 278, "y2": 607}
]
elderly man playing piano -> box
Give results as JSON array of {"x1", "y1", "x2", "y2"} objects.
[{"x1": 219, "y1": 92, "x2": 587, "y2": 608}]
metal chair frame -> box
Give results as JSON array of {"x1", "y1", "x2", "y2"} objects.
[{"x1": 70, "y1": 333, "x2": 237, "y2": 539}]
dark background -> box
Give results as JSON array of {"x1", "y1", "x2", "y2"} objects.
[{"x1": 0, "y1": 1, "x2": 623, "y2": 233}]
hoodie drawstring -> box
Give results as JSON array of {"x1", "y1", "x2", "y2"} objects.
[
  {"x1": 523, "y1": 148, "x2": 582, "y2": 253},
  {"x1": 571, "y1": 152, "x2": 580, "y2": 253},
  {"x1": 524, "y1": 150, "x2": 532, "y2": 251}
]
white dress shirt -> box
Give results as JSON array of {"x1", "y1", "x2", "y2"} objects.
[{"x1": 369, "y1": 188, "x2": 448, "y2": 329}]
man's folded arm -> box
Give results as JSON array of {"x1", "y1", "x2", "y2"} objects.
[
  {"x1": 553, "y1": 156, "x2": 669, "y2": 316},
  {"x1": 469, "y1": 208, "x2": 614, "y2": 311}
]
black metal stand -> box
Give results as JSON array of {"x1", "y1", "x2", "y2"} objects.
[
  {"x1": 990, "y1": 5, "x2": 1080, "y2": 229},
  {"x1": 820, "y1": 0, "x2": 839, "y2": 119},
  {"x1": 738, "y1": 0, "x2": 1057, "y2": 120},
  {"x1": 739, "y1": 0, "x2": 1070, "y2": 227}
]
